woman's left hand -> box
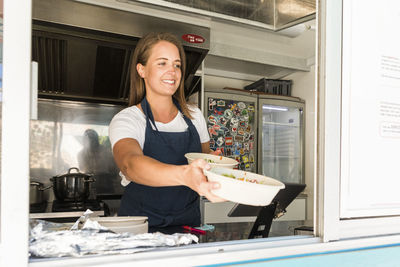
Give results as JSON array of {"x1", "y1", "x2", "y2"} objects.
[
  {"x1": 209, "y1": 148, "x2": 222, "y2": 155},
  {"x1": 182, "y1": 159, "x2": 226, "y2": 203}
]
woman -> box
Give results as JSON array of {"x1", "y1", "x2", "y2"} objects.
[{"x1": 109, "y1": 32, "x2": 223, "y2": 228}]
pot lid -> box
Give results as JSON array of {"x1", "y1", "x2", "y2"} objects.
[
  {"x1": 30, "y1": 181, "x2": 43, "y2": 186},
  {"x1": 54, "y1": 167, "x2": 92, "y2": 178}
]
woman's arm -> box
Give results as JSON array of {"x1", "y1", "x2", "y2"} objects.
[
  {"x1": 201, "y1": 142, "x2": 211, "y2": 153},
  {"x1": 113, "y1": 138, "x2": 224, "y2": 202},
  {"x1": 201, "y1": 141, "x2": 221, "y2": 155}
]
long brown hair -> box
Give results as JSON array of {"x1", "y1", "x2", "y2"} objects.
[{"x1": 128, "y1": 32, "x2": 192, "y2": 119}]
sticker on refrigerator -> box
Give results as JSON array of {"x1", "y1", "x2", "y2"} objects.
[
  {"x1": 241, "y1": 109, "x2": 249, "y2": 116},
  {"x1": 244, "y1": 143, "x2": 250, "y2": 151},
  {"x1": 237, "y1": 102, "x2": 246, "y2": 109},
  {"x1": 219, "y1": 117, "x2": 227, "y2": 125},
  {"x1": 208, "y1": 115, "x2": 217, "y2": 124},
  {"x1": 213, "y1": 124, "x2": 221, "y2": 131},
  {"x1": 249, "y1": 141, "x2": 254, "y2": 149},
  {"x1": 209, "y1": 138, "x2": 215, "y2": 148},
  {"x1": 248, "y1": 105, "x2": 255, "y2": 111},
  {"x1": 213, "y1": 108, "x2": 223, "y2": 116},
  {"x1": 208, "y1": 127, "x2": 217, "y2": 136},
  {"x1": 234, "y1": 135, "x2": 244, "y2": 142},
  {"x1": 223, "y1": 127, "x2": 230, "y2": 135},
  {"x1": 217, "y1": 100, "x2": 225, "y2": 107},
  {"x1": 233, "y1": 107, "x2": 241, "y2": 116},
  {"x1": 230, "y1": 117, "x2": 239, "y2": 127},
  {"x1": 224, "y1": 109, "x2": 233, "y2": 119},
  {"x1": 238, "y1": 128, "x2": 245, "y2": 136},
  {"x1": 216, "y1": 136, "x2": 225, "y2": 147},
  {"x1": 225, "y1": 136, "x2": 233, "y2": 146},
  {"x1": 225, "y1": 147, "x2": 233, "y2": 156},
  {"x1": 231, "y1": 127, "x2": 237, "y2": 135},
  {"x1": 249, "y1": 154, "x2": 255, "y2": 163},
  {"x1": 208, "y1": 99, "x2": 216, "y2": 111}
]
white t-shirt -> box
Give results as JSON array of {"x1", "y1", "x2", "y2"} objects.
[{"x1": 109, "y1": 104, "x2": 210, "y2": 186}]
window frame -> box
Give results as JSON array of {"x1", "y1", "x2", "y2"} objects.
[{"x1": 3, "y1": 0, "x2": 400, "y2": 266}]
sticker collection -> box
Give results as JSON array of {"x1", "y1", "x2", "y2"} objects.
[{"x1": 207, "y1": 97, "x2": 256, "y2": 171}]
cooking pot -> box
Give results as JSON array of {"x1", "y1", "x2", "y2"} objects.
[
  {"x1": 30, "y1": 181, "x2": 51, "y2": 205},
  {"x1": 50, "y1": 167, "x2": 95, "y2": 202}
]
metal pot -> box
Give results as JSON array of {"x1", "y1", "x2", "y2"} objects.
[
  {"x1": 50, "y1": 167, "x2": 95, "y2": 202},
  {"x1": 30, "y1": 181, "x2": 51, "y2": 205}
]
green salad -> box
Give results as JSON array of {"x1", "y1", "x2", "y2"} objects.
[{"x1": 222, "y1": 173, "x2": 262, "y2": 184}]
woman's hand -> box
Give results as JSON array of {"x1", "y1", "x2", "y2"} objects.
[
  {"x1": 209, "y1": 148, "x2": 222, "y2": 156},
  {"x1": 182, "y1": 159, "x2": 226, "y2": 203}
]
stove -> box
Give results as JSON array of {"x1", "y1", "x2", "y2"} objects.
[
  {"x1": 51, "y1": 199, "x2": 103, "y2": 212},
  {"x1": 30, "y1": 199, "x2": 109, "y2": 222},
  {"x1": 30, "y1": 201, "x2": 48, "y2": 213}
]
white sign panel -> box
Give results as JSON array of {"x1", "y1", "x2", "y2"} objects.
[{"x1": 341, "y1": 0, "x2": 400, "y2": 217}]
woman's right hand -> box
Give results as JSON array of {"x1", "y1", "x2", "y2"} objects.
[{"x1": 182, "y1": 159, "x2": 226, "y2": 203}]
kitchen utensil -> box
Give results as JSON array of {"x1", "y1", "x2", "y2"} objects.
[
  {"x1": 184, "y1": 153, "x2": 238, "y2": 169},
  {"x1": 182, "y1": 225, "x2": 206, "y2": 235},
  {"x1": 30, "y1": 181, "x2": 51, "y2": 205},
  {"x1": 204, "y1": 167, "x2": 285, "y2": 206},
  {"x1": 50, "y1": 167, "x2": 95, "y2": 202}
]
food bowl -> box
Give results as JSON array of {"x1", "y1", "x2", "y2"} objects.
[
  {"x1": 204, "y1": 167, "x2": 285, "y2": 206},
  {"x1": 90, "y1": 216, "x2": 148, "y2": 234},
  {"x1": 185, "y1": 153, "x2": 238, "y2": 169}
]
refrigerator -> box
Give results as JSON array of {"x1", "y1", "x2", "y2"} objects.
[{"x1": 203, "y1": 88, "x2": 305, "y2": 184}]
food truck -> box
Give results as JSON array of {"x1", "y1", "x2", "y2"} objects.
[{"x1": 1, "y1": 0, "x2": 400, "y2": 266}]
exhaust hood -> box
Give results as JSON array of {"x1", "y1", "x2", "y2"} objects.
[{"x1": 32, "y1": 0, "x2": 210, "y2": 105}]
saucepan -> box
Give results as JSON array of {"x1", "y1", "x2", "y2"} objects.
[
  {"x1": 50, "y1": 167, "x2": 95, "y2": 202},
  {"x1": 30, "y1": 181, "x2": 51, "y2": 205}
]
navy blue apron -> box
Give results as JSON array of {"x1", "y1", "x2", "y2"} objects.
[{"x1": 118, "y1": 97, "x2": 202, "y2": 227}]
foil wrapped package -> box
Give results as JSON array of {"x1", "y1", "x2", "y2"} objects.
[{"x1": 29, "y1": 211, "x2": 198, "y2": 258}]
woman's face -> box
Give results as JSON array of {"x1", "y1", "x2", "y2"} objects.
[{"x1": 137, "y1": 40, "x2": 182, "y2": 98}]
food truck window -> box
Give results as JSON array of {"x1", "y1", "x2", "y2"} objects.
[{"x1": 6, "y1": 0, "x2": 400, "y2": 265}]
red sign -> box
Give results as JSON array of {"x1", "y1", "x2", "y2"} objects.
[
  {"x1": 225, "y1": 137, "x2": 233, "y2": 146},
  {"x1": 182, "y1": 34, "x2": 205, "y2": 44}
]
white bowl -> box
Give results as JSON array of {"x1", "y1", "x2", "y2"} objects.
[
  {"x1": 106, "y1": 222, "x2": 148, "y2": 235},
  {"x1": 90, "y1": 216, "x2": 148, "y2": 234},
  {"x1": 204, "y1": 167, "x2": 285, "y2": 206},
  {"x1": 185, "y1": 153, "x2": 238, "y2": 169}
]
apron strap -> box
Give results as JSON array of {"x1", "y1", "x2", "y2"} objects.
[{"x1": 141, "y1": 97, "x2": 195, "y2": 131}]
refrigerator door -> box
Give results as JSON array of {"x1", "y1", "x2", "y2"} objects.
[
  {"x1": 204, "y1": 90, "x2": 258, "y2": 172},
  {"x1": 258, "y1": 97, "x2": 305, "y2": 184}
]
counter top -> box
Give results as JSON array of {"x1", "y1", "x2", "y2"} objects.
[
  {"x1": 149, "y1": 222, "x2": 254, "y2": 243},
  {"x1": 29, "y1": 210, "x2": 104, "y2": 219}
]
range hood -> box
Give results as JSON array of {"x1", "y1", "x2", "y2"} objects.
[{"x1": 32, "y1": 0, "x2": 210, "y2": 105}]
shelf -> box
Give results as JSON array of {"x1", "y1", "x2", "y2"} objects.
[
  {"x1": 262, "y1": 155, "x2": 300, "y2": 159},
  {"x1": 262, "y1": 122, "x2": 300, "y2": 127}
]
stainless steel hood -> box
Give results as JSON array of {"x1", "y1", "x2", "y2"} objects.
[
  {"x1": 129, "y1": 0, "x2": 316, "y2": 31},
  {"x1": 32, "y1": 0, "x2": 210, "y2": 104}
]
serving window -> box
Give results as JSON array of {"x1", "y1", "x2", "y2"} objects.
[{"x1": 3, "y1": 0, "x2": 400, "y2": 266}]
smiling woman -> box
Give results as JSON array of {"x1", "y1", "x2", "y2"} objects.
[{"x1": 108, "y1": 32, "x2": 225, "y2": 228}]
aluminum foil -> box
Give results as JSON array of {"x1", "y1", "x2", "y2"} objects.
[{"x1": 29, "y1": 212, "x2": 198, "y2": 258}]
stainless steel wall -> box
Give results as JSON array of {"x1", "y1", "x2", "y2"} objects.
[{"x1": 30, "y1": 99, "x2": 125, "y2": 201}]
